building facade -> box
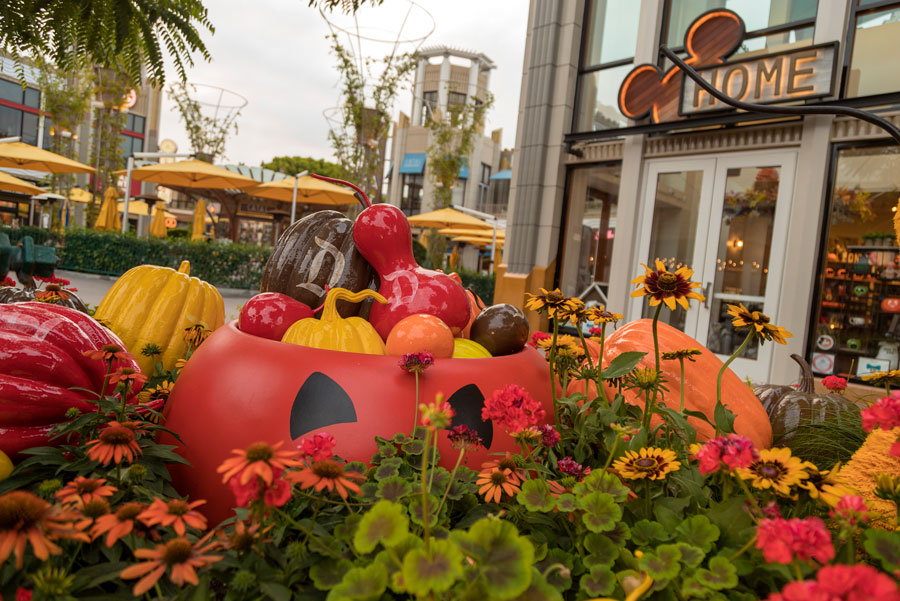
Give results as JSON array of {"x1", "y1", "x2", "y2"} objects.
[
  {"x1": 498, "y1": 0, "x2": 900, "y2": 385},
  {"x1": 385, "y1": 46, "x2": 512, "y2": 219}
]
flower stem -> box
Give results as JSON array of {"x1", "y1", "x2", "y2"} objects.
[
  {"x1": 550, "y1": 318, "x2": 560, "y2": 424},
  {"x1": 99, "y1": 359, "x2": 113, "y2": 400},
  {"x1": 436, "y1": 448, "x2": 465, "y2": 517},
  {"x1": 428, "y1": 432, "x2": 439, "y2": 490},
  {"x1": 576, "y1": 326, "x2": 595, "y2": 371},
  {"x1": 734, "y1": 472, "x2": 762, "y2": 516},
  {"x1": 642, "y1": 304, "x2": 663, "y2": 433},
  {"x1": 602, "y1": 434, "x2": 621, "y2": 470},
  {"x1": 715, "y1": 329, "x2": 754, "y2": 435},
  {"x1": 421, "y1": 427, "x2": 433, "y2": 553},
  {"x1": 597, "y1": 323, "x2": 607, "y2": 392},
  {"x1": 792, "y1": 562, "x2": 804, "y2": 582},
  {"x1": 412, "y1": 372, "x2": 420, "y2": 436},
  {"x1": 728, "y1": 535, "x2": 756, "y2": 561},
  {"x1": 644, "y1": 479, "x2": 652, "y2": 518},
  {"x1": 678, "y1": 357, "x2": 686, "y2": 412}
]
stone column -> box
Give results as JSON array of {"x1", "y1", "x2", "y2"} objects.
[
  {"x1": 411, "y1": 58, "x2": 427, "y2": 125},
  {"x1": 438, "y1": 53, "x2": 451, "y2": 116}
]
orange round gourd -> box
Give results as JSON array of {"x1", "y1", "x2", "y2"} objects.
[
  {"x1": 595, "y1": 319, "x2": 772, "y2": 448},
  {"x1": 386, "y1": 314, "x2": 455, "y2": 358}
]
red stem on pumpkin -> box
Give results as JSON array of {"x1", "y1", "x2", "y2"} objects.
[{"x1": 309, "y1": 174, "x2": 371, "y2": 209}]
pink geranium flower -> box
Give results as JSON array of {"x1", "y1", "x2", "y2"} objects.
[
  {"x1": 822, "y1": 375, "x2": 848, "y2": 392},
  {"x1": 693, "y1": 434, "x2": 758, "y2": 475},
  {"x1": 766, "y1": 564, "x2": 900, "y2": 601},
  {"x1": 481, "y1": 384, "x2": 546, "y2": 434},
  {"x1": 756, "y1": 517, "x2": 834, "y2": 565},
  {"x1": 298, "y1": 433, "x2": 336, "y2": 462},
  {"x1": 862, "y1": 392, "x2": 900, "y2": 432}
]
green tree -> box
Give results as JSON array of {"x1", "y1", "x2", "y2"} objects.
[
  {"x1": 0, "y1": 0, "x2": 213, "y2": 86},
  {"x1": 261, "y1": 156, "x2": 344, "y2": 179},
  {"x1": 91, "y1": 65, "x2": 132, "y2": 194}
]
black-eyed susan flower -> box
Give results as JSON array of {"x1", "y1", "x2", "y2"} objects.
[
  {"x1": 661, "y1": 348, "x2": 702, "y2": 362},
  {"x1": 612, "y1": 447, "x2": 680, "y2": 480},
  {"x1": 737, "y1": 448, "x2": 813, "y2": 496},
  {"x1": 726, "y1": 303, "x2": 792, "y2": 345},
  {"x1": 183, "y1": 323, "x2": 211, "y2": 348},
  {"x1": 586, "y1": 306, "x2": 623, "y2": 325},
  {"x1": 525, "y1": 288, "x2": 584, "y2": 321},
  {"x1": 631, "y1": 259, "x2": 705, "y2": 310},
  {"x1": 139, "y1": 381, "x2": 175, "y2": 405},
  {"x1": 862, "y1": 370, "x2": 900, "y2": 389}
]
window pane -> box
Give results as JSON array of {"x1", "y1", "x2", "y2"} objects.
[
  {"x1": 734, "y1": 25, "x2": 814, "y2": 57},
  {"x1": 125, "y1": 114, "x2": 134, "y2": 131},
  {"x1": 132, "y1": 137, "x2": 143, "y2": 154},
  {"x1": 847, "y1": 6, "x2": 900, "y2": 97},
  {"x1": 23, "y1": 88, "x2": 40, "y2": 109},
  {"x1": 574, "y1": 64, "x2": 632, "y2": 132},
  {"x1": 665, "y1": 0, "x2": 818, "y2": 46},
  {"x1": 810, "y1": 146, "x2": 900, "y2": 378},
  {"x1": 119, "y1": 135, "x2": 131, "y2": 158},
  {"x1": 0, "y1": 106, "x2": 22, "y2": 138},
  {"x1": 21, "y1": 112, "x2": 38, "y2": 146},
  {"x1": 0, "y1": 79, "x2": 23, "y2": 104},
  {"x1": 584, "y1": 0, "x2": 640, "y2": 66},
  {"x1": 133, "y1": 115, "x2": 145, "y2": 134},
  {"x1": 42, "y1": 118, "x2": 53, "y2": 149},
  {"x1": 566, "y1": 164, "x2": 621, "y2": 298}
]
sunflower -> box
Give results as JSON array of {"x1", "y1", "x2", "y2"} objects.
[
  {"x1": 798, "y1": 463, "x2": 857, "y2": 507},
  {"x1": 0, "y1": 491, "x2": 89, "y2": 569},
  {"x1": 861, "y1": 370, "x2": 900, "y2": 388},
  {"x1": 480, "y1": 453, "x2": 525, "y2": 484},
  {"x1": 737, "y1": 448, "x2": 813, "y2": 495},
  {"x1": 586, "y1": 306, "x2": 623, "y2": 325},
  {"x1": 525, "y1": 288, "x2": 584, "y2": 321},
  {"x1": 138, "y1": 381, "x2": 175, "y2": 404},
  {"x1": 92, "y1": 502, "x2": 146, "y2": 547},
  {"x1": 120, "y1": 534, "x2": 222, "y2": 595},
  {"x1": 138, "y1": 499, "x2": 208, "y2": 536},
  {"x1": 217, "y1": 441, "x2": 301, "y2": 486},
  {"x1": 85, "y1": 421, "x2": 143, "y2": 465},
  {"x1": 476, "y1": 468, "x2": 521, "y2": 503},
  {"x1": 726, "y1": 303, "x2": 792, "y2": 345},
  {"x1": 612, "y1": 448, "x2": 681, "y2": 480},
  {"x1": 286, "y1": 460, "x2": 365, "y2": 499},
  {"x1": 631, "y1": 259, "x2": 705, "y2": 310},
  {"x1": 661, "y1": 348, "x2": 702, "y2": 362},
  {"x1": 55, "y1": 477, "x2": 117, "y2": 508}
]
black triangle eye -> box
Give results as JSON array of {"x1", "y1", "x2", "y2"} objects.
[
  {"x1": 290, "y1": 372, "x2": 358, "y2": 440},
  {"x1": 445, "y1": 384, "x2": 493, "y2": 448}
]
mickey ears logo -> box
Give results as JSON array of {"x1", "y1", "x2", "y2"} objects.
[{"x1": 617, "y1": 9, "x2": 745, "y2": 124}]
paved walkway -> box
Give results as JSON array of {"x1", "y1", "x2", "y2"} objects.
[{"x1": 57, "y1": 270, "x2": 256, "y2": 322}]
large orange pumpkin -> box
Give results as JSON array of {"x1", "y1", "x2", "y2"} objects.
[{"x1": 571, "y1": 319, "x2": 772, "y2": 448}]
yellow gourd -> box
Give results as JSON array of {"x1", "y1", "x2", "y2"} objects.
[
  {"x1": 94, "y1": 261, "x2": 225, "y2": 374},
  {"x1": 281, "y1": 287, "x2": 388, "y2": 354},
  {"x1": 452, "y1": 338, "x2": 492, "y2": 359}
]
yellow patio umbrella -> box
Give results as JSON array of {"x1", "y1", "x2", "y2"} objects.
[
  {"x1": 149, "y1": 204, "x2": 168, "y2": 238},
  {"x1": 451, "y1": 235, "x2": 505, "y2": 247},
  {"x1": 120, "y1": 159, "x2": 257, "y2": 189},
  {"x1": 68, "y1": 188, "x2": 94, "y2": 204},
  {"x1": 115, "y1": 201, "x2": 177, "y2": 219},
  {"x1": 407, "y1": 207, "x2": 493, "y2": 230},
  {"x1": 191, "y1": 199, "x2": 206, "y2": 241},
  {"x1": 0, "y1": 141, "x2": 94, "y2": 173},
  {"x1": 0, "y1": 171, "x2": 44, "y2": 196},
  {"x1": 439, "y1": 227, "x2": 504, "y2": 238},
  {"x1": 94, "y1": 187, "x2": 121, "y2": 231},
  {"x1": 245, "y1": 175, "x2": 357, "y2": 206}
]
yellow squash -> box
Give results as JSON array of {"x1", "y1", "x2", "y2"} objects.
[
  {"x1": 452, "y1": 338, "x2": 492, "y2": 359},
  {"x1": 94, "y1": 261, "x2": 225, "y2": 374},
  {"x1": 281, "y1": 287, "x2": 387, "y2": 354}
]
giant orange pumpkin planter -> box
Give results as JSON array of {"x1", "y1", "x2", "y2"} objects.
[
  {"x1": 162, "y1": 322, "x2": 554, "y2": 523},
  {"x1": 593, "y1": 319, "x2": 772, "y2": 448}
]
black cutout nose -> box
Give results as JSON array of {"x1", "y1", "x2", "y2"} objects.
[
  {"x1": 290, "y1": 372, "x2": 358, "y2": 440},
  {"x1": 446, "y1": 384, "x2": 493, "y2": 448}
]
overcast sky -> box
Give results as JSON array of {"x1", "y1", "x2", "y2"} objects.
[{"x1": 158, "y1": 0, "x2": 529, "y2": 167}]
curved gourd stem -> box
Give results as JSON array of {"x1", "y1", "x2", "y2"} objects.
[
  {"x1": 660, "y1": 45, "x2": 900, "y2": 145},
  {"x1": 178, "y1": 260, "x2": 191, "y2": 275},
  {"x1": 309, "y1": 174, "x2": 372, "y2": 209},
  {"x1": 789, "y1": 353, "x2": 816, "y2": 394},
  {"x1": 319, "y1": 287, "x2": 387, "y2": 321}
]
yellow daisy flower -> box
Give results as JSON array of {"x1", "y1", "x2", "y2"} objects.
[
  {"x1": 799, "y1": 462, "x2": 857, "y2": 508},
  {"x1": 737, "y1": 447, "x2": 813, "y2": 495},
  {"x1": 524, "y1": 288, "x2": 584, "y2": 321},
  {"x1": 630, "y1": 259, "x2": 705, "y2": 311},
  {"x1": 138, "y1": 381, "x2": 175, "y2": 404},
  {"x1": 726, "y1": 303, "x2": 792, "y2": 345},
  {"x1": 612, "y1": 447, "x2": 680, "y2": 480},
  {"x1": 586, "y1": 306, "x2": 623, "y2": 325},
  {"x1": 862, "y1": 370, "x2": 900, "y2": 388},
  {"x1": 661, "y1": 348, "x2": 702, "y2": 362}
]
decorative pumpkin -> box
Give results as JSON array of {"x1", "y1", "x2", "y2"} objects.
[
  {"x1": 0, "y1": 303, "x2": 142, "y2": 458},
  {"x1": 600, "y1": 319, "x2": 772, "y2": 448},
  {"x1": 0, "y1": 284, "x2": 89, "y2": 313},
  {"x1": 94, "y1": 261, "x2": 225, "y2": 374},
  {"x1": 753, "y1": 354, "x2": 862, "y2": 446},
  {"x1": 281, "y1": 287, "x2": 387, "y2": 355},
  {"x1": 260, "y1": 210, "x2": 377, "y2": 318},
  {"x1": 469, "y1": 304, "x2": 530, "y2": 357},
  {"x1": 386, "y1": 313, "x2": 455, "y2": 358},
  {"x1": 162, "y1": 321, "x2": 554, "y2": 523},
  {"x1": 452, "y1": 338, "x2": 491, "y2": 359},
  {"x1": 882, "y1": 298, "x2": 900, "y2": 313}
]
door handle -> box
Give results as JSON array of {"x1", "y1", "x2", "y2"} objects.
[{"x1": 703, "y1": 281, "x2": 711, "y2": 309}]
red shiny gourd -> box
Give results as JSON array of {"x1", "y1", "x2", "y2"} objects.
[
  {"x1": 0, "y1": 303, "x2": 142, "y2": 457},
  {"x1": 352, "y1": 204, "x2": 470, "y2": 339},
  {"x1": 598, "y1": 319, "x2": 772, "y2": 448}
]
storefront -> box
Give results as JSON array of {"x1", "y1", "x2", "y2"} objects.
[{"x1": 499, "y1": 0, "x2": 900, "y2": 384}]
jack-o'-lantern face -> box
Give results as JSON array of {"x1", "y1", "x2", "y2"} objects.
[{"x1": 162, "y1": 322, "x2": 551, "y2": 523}]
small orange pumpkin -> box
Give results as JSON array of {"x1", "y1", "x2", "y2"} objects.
[{"x1": 590, "y1": 319, "x2": 772, "y2": 448}]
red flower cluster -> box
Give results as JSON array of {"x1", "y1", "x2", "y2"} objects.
[
  {"x1": 298, "y1": 433, "x2": 336, "y2": 462},
  {"x1": 537, "y1": 424, "x2": 560, "y2": 447},
  {"x1": 448, "y1": 424, "x2": 483, "y2": 451},
  {"x1": 862, "y1": 393, "x2": 900, "y2": 432},
  {"x1": 557, "y1": 456, "x2": 589, "y2": 480},
  {"x1": 481, "y1": 385, "x2": 546, "y2": 434},
  {"x1": 528, "y1": 331, "x2": 551, "y2": 347},
  {"x1": 831, "y1": 494, "x2": 869, "y2": 526},
  {"x1": 35, "y1": 275, "x2": 72, "y2": 286},
  {"x1": 766, "y1": 564, "x2": 900, "y2": 601},
  {"x1": 694, "y1": 434, "x2": 759, "y2": 475},
  {"x1": 822, "y1": 375, "x2": 848, "y2": 392},
  {"x1": 1, "y1": 276, "x2": 14, "y2": 287},
  {"x1": 756, "y1": 516, "x2": 834, "y2": 565},
  {"x1": 229, "y1": 468, "x2": 292, "y2": 508},
  {"x1": 398, "y1": 351, "x2": 434, "y2": 375}
]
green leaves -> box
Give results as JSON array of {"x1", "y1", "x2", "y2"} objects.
[
  {"x1": 694, "y1": 557, "x2": 738, "y2": 590},
  {"x1": 517, "y1": 479, "x2": 556, "y2": 513},
  {"x1": 864, "y1": 530, "x2": 900, "y2": 572},
  {"x1": 353, "y1": 500, "x2": 409, "y2": 554},
  {"x1": 583, "y1": 534, "x2": 619, "y2": 568},
  {"x1": 326, "y1": 562, "x2": 387, "y2": 601},
  {"x1": 310, "y1": 559, "x2": 353, "y2": 591},
  {"x1": 602, "y1": 351, "x2": 647, "y2": 379},
  {"x1": 573, "y1": 471, "x2": 630, "y2": 503},
  {"x1": 578, "y1": 492, "x2": 622, "y2": 533},
  {"x1": 639, "y1": 544, "x2": 682, "y2": 581},
  {"x1": 580, "y1": 565, "x2": 616, "y2": 597},
  {"x1": 631, "y1": 520, "x2": 670, "y2": 546},
  {"x1": 675, "y1": 516, "x2": 720, "y2": 553},
  {"x1": 453, "y1": 518, "x2": 535, "y2": 599},
  {"x1": 402, "y1": 539, "x2": 464, "y2": 596}
]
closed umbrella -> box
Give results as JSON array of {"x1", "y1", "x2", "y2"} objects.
[
  {"x1": 94, "y1": 187, "x2": 121, "y2": 231},
  {"x1": 0, "y1": 171, "x2": 44, "y2": 196},
  {"x1": 191, "y1": 199, "x2": 206, "y2": 241},
  {"x1": 149, "y1": 204, "x2": 168, "y2": 238},
  {"x1": 0, "y1": 141, "x2": 94, "y2": 173}
]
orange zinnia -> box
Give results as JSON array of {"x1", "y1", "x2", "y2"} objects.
[
  {"x1": 138, "y1": 499, "x2": 207, "y2": 537},
  {"x1": 0, "y1": 490, "x2": 89, "y2": 569},
  {"x1": 92, "y1": 502, "x2": 146, "y2": 547},
  {"x1": 217, "y1": 441, "x2": 301, "y2": 486},
  {"x1": 56, "y1": 477, "x2": 117, "y2": 507},
  {"x1": 120, "y1": 534, "x2": 222, "y2": 595},
  {"x1": 286, "y1": 460, "x2": 365, "y2": 499},
  {"x1": 479, "y1": 453, "x2": 524, "y2": 485},
  {"x1": 476, "y1": 468, "x2": 521, "y2": 503},
  {"x1": 86, "y1": 421, "x2": 143, "y2": 465}
]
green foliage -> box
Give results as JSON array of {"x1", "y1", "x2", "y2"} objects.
[
  {"x1": 675, "y1": 516, "x2": 720, "y2": 554},
  {"x1": 517, "y1": 479, "x2": 556, "y2": 513},
  {"x1": 578, "y1": 491, "x2": 621, "y2": 533},
  {"x1": 353, "y1": 500, "x2": 409, "y2": 553},
  {"x1": 864, "y1": 530, "x2": 900, "y2": 572},
  {"x1": 56, "y1": 228, "x2": 269, "y2": 288},
  {"x1": 781, "y1": 416, "x2": 867, "y2": 470},
  {"x1": 455, "y1": 267, "x2": 496, "y2": 305},
  {"x1": 401, "y1": 539, "x2": 464, "y2": 596},
  {"x1": 262, "y1": 156, "x2": 345, "y2": 179}
]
